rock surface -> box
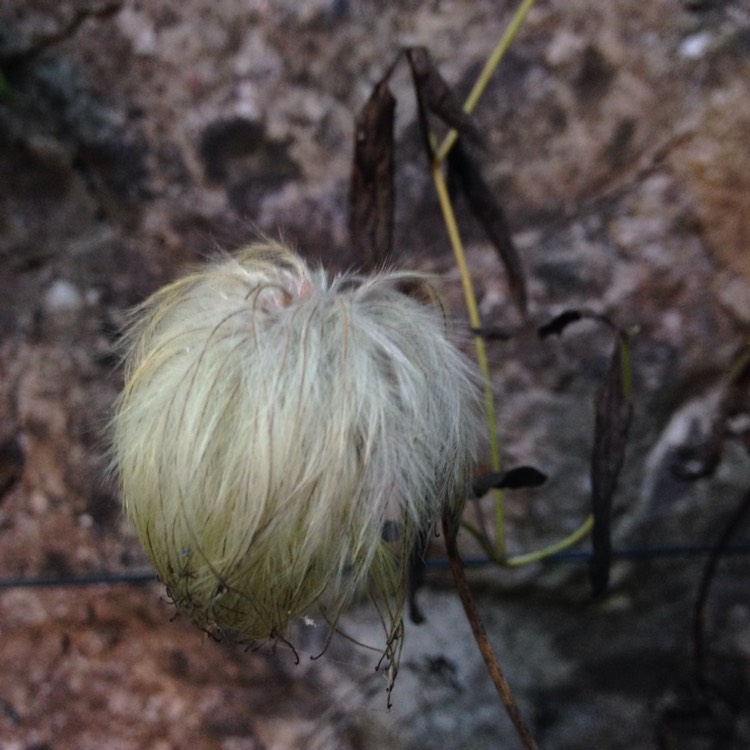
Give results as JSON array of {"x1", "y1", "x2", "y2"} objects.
[{"x1": 1, "y1": 1, "x2": 749, "y2": 748}]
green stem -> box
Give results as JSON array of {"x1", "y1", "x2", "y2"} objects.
[
  {"x1": 430, "y1": 0, "x2": 538, "y2": 559},
  {"x1": 463, "y1": 513, "x2": 594, "y2": 568},
  {"x1": 431, "y1": 163, "x2": 505, "y2": 558},
  {"x1": 460, "y1": 519, "x2": 503, "y2": 563},
  {"x1": 506, "y1": 515, "x2": 594, "y2": 567},
  {"x1": 435, "y1": 0, "x2": 538, "y2": 164}
]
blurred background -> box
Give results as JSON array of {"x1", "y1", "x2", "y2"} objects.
[{"x1": 1, "y1": 1, "x2": 749, "y2": 748}]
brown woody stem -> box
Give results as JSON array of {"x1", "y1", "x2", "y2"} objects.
[{"x1": 442, "y1": 511, "x2": 539, "y2": 750}]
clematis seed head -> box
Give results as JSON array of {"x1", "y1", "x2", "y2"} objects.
[{"x1": 111, "y1": 241, "x2": 482, "y2": 682}]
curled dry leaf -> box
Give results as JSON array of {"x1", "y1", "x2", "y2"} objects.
[
  {"x1": 538, "y1": 308, "x2": 615, "y2": 339},
  {"x1": 405, "y1": 46, "x2": 483, "y2": 146},
  {"x1": 538, "y1": 309, "x2": 633, "y2": 595},
  {"x1": 589, "y1": 333, "x2": 633, "y2": 596},
  {"x1": 472, "y1": 466, "x2": 548, "y2": 498},
  {"x1": 471, "y1": 324, "x2": 516, "y2": 341},
  {"x1": 349, "y1": 78, "x2": 396, "y2": 269},
  {"x1": 449, "y1": 141, "x2": 527, "y2": 315}
]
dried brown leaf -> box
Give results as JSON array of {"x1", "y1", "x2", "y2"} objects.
[
  {"x1": 589, "y1": 334, "x2": 633, "y2": 596},
  {"x1": 539, "y1": 310, "x2": 633, "y2": 594},
  {"x1": 538, "y1": 308, "x2": 614, "y2": 339},
  {"x1": 448, "y1": 141, "x2": 527, "y2": 315},
  {"x1": 349, "y1": 78, "x2": 396, "y2": 268},
  {"x1": 471, "y1": 325, "x2": 516, "y2": 341},
  {"x1": 405, "y1": 46, "x2": 482, "y2": 146},
  {"x1": 472, "y1": 466, "x2": 547, "y2": 499}
]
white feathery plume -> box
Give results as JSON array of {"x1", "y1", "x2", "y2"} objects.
[{"x1": 111, "y1": 240, "x2": 483, "y2": 687}]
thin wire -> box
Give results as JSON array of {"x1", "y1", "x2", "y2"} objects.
[
  {"x1": 0, "y1": 543, "x2": 748, "y2": 589},
  {"x1": 0, "y1": 570, "x2": 157, "y2": 589},
  {"x1": 445, "y1": 542, "x2": 750, "y2": 569}
]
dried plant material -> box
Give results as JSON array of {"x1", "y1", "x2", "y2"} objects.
[
  {"x1": 472, "y1": 466, "x2": 547, "y2": 498},
  {"x1": 442, "y1": 508, "x2": 540, "y2": 750},
  {"x1": 448, "y1": 141, "x2": 527, "y2": 315},
  {"x1": 538, "y1": 309, "x2": 633, "y2": 595},
  {"x1": 111, "y1": 241, "x2": 482, "y2": 691},
  {"x1": 406, "y1": 47, "x2": 483, "y2": 146},
  {"x1": 589, "y1": 333, "x2": 633, "y2": 596},
  {"x1": 349, "y1": 78, "x2": 396, "y2": 268},
  {"x1": 537, "y1": 308, "x2": 614, "y2": 339},
  {"x1": 471, "y1": 324, "x2": 516, "y2": 341}
]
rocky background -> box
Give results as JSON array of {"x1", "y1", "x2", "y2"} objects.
[{"x1": 1, "y1": 1, "x2": 750, "y2": 748}]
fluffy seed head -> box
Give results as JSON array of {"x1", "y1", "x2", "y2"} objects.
[{"x1": 112, "y1": 241, "x2": 482, "y2": 674}]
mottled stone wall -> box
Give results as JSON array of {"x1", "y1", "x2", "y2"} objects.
[{"x1": 1, "y1": 1, "x2": 749, "y2": 748}]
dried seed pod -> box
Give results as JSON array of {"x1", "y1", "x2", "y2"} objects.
[{"x1": 111, "y1": 241, "x2": 482, "y2": 682}]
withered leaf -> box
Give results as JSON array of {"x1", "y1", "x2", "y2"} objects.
[
  {"x1": 448, "y1": 141, "x2": 527, "y2": 315},
  {"x1": 349, "y1": 78, "x2": 396, "y2": 269},
  {"x1": 408, "y1": 48, "x2": 438, "y2": 164},
  {"x1": 538, "y1": 309, "x2": 584, "y2": 338},
  {"x1": 589, "y1": 334, "x2": 633, "y2": 596},
  {"x1": 405, "y1": 46, "x2": 483, "y2": 146},
  {"x1": 539, "y1": 310, "x2": 633, "y2": 594},
  {"x1": 538, "y1": 308, "x2": 614, "y2": 339},
  {"x1": 471, "y1": 325, "x2": 516, "y2": 341},
  {"x1": 472, "y1": 466, "x2": 548, "y2": 498}
]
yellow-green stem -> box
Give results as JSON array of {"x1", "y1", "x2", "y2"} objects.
[
  {"x1": 431, "y1": 163, "x2": 505, "y2": 557},
  {"x1": 430, "y1": 0, "x2": 538, "y2": 560},
  {"x1": 460, "y1": 519, "x2": 503, "y2": 563},
  {"x1": 453, "y1": 514, "x2": 595, "y2": 567},
  {"x1": 506, "y1": 515, "x2": 594, "y2": 567},
  {"x1": 435, "y1": 0, "x2": 538, "y2": 164}
]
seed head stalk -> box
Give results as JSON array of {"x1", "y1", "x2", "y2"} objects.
[
  {"x1": 431, "y1": 162, "x2": 505, "y2": 560},
  {"x1": 430, "y1": 0, "x2": 540, "y2": 559}
]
